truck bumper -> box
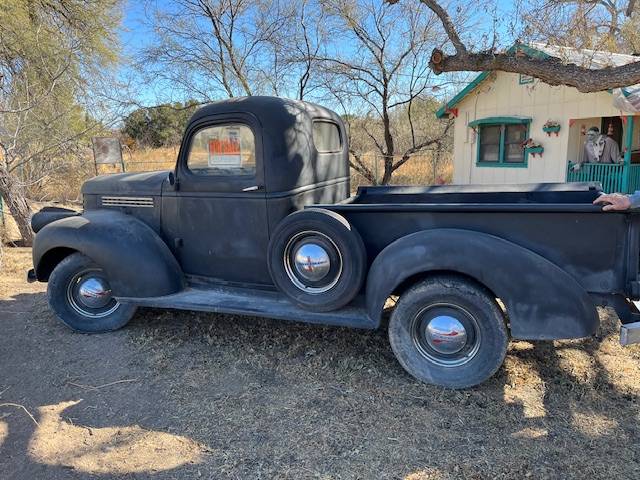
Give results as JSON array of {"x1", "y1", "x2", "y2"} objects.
[{"x1": 621, "y1": 322, "x2": 640, "y2": 346}]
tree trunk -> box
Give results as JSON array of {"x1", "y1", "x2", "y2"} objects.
[{"x1": 0, "y1": 166, "x2": 34, "y2": 246}]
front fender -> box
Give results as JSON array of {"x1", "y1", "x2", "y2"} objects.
[
  {"x1": 366, "y1": 229, "x2": 598, "y2": 341},
  {"x1": 33, "y1": 209, "x2": 184, "y2": 298}
]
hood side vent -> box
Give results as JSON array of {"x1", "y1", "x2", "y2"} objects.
[{"x1": 101, "y1": 196, "x2": 154, "y2": 208}]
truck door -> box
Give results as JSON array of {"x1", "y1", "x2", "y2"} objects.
[{"x1": 173, "y1": 114, "x2": 270, "y2": 285}]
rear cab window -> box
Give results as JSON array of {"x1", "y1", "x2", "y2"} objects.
[{"x1": 313, "y1": 121, "x2": 342, "y2": 153}]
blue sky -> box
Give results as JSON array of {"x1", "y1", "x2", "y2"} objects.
[
  {"x1": 117, "y1": 0, "x2": 515, "y2": 107},
  {"x1": 120, "y1": 1, "x2": 152, "y2": 58}
]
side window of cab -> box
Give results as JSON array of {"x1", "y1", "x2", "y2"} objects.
[{"x1": 187, "y1": 124, "x2": 256, "y2": 176}]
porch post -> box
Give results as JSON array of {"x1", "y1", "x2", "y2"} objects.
[{"x1": 622, "y1": 115, "x2": 634, "y2": 193}]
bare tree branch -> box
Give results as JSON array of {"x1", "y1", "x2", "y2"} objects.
[
  {"x1": 428, "y1": 44, "x2": 640, "y2": 92},
  {"x1": 387, "y1": 0, "x2": 640, "y2": 93}
]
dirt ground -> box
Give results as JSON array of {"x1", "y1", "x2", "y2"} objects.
[{"x1": 1, "y1": 247, "x2": 639, "y2": 479}]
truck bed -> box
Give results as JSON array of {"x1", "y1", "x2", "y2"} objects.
[
  {"x1": 316, "y1": 182, "x2": 640, "y2": 304},
  {"x1": 346, "y1": 182, "x2": 603, "y2": 209}
]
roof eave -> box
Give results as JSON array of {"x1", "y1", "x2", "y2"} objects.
[{"x1": 435, "y1": 71, "x2": 490, "y2": 118}]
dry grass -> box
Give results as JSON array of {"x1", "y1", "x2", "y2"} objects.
[
  {"x1": 124, "y1": 146, "x2": 179, "y2": 172},
  {"x1": 116, "y1": 147, "x2": 454, "y2": 188},
  {"x1": 121, "y1": 147, "x2": 454, "y2": 189},
  {"x1": 2, "y1": 246, "x2": 640, "y2": 479},
  {"x1": 350, "y1": 152, "x2": 453, "y2": 190},
  {"x1": 1, "y1": 201, "x2": 80, "y2": 245}
]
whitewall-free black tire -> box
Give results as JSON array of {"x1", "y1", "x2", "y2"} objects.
[
  {"x1": 268, "y1": 208, "x2": 366, "y2": 312},
  {"x1": 388, "y1": 275, "x2": 508, "y2": 389},
  {"x1": 47, "y1": 253, "x2": 137, "y2": 333}
]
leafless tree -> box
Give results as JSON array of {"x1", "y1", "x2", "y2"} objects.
[
  {"x1": 520, "y1": 0, "x2": 640, "y2": 54},
  {"x1": 143, "y1": 0, "x2": 326, "y2": 100},
  {"x1": 319, "y1": 0, "x2": 454, "y2": 184}
]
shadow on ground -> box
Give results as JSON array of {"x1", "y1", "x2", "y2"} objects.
[{"x1": 1, "y1": 258, "x2": 639, "y2": 479}]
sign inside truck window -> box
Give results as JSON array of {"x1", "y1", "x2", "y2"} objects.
[
  {"x1": 188, "y1": 124, "x2": 256, "y2": 175},
  {"x1": 208, "y1": 127, "x2": 242, "y2": 167}
]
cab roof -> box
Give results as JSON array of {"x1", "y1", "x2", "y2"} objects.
[{"x1": 187, "y1": 96, "x2": 349, "y2": 192}]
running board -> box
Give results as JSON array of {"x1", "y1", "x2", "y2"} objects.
[{"x1": 117, "y1": 286, "x2": 376, "y2": 329}]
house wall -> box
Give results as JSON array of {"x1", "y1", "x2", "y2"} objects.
[{"x1": 452, "y1": 71, "x2": 630, "y2": 185}]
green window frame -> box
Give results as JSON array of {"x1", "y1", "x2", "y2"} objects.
[
  {"x1": 469, "y1": 117, "x2": 531, "y2": 168},
  {"x1": 519, "y1": 73, "x2": 534, "y2": 85}
]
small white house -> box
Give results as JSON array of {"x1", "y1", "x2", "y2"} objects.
[{"x1": 438, "y1": 43, "x2": 640, "y2": 193}]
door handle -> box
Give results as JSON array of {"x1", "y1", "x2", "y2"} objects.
[{"x1": 242, "y1": 185, "x2": 262, "y2": 192}]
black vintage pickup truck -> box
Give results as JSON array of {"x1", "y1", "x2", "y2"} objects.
[{"x1": 28, "y1": 96, "x2": 640, "y2": 388}]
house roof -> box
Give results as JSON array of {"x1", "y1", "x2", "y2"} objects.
[{"x1": 435, "y1": 43, "x2": 640, "y2": 119}]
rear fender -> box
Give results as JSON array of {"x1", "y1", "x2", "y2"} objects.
[
  {"x1": 33, "y1": 209, "x2": 184, "y2": 297},
  {"x1": 366, "y1": 229, "x2": 598, "y2": 340}
]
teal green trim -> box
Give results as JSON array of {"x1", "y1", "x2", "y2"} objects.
[
  {"x1": 475, "y1": 121, "x2": 531, "y2": 168},
  {"x1": 435, "y1": 43, "x2": 551, "y2": 119},
  {"x1": 468, "y1": 116, "x2": 531, "y2": 128},
  {"x1": 519, "y1": 74, "x2": 534, "y2": 85},
  {"x1": 475, "y1": 128, "x2": 482, "y2": 166},
  {"x1": 436, "y1": 71, "x2": 490, "y2": 118},
  {"x1": 476, "y1": 162, "x2": 529, "y2": 168},
  {"x1": 623, "y1": 115, "x2": 635, "y2": 191},
  {"x1": 525, "y1": 146, "x2": 544, "y2": 154},
  {"x1": 498, "y1": 124, "x2": 505, "y2": 162},
  {"x1": 624, "y1": 116, "x2": 634, "y2": 165},
  {"x1": 567, "y1": 162, "x2": 639, "y2": 193}
]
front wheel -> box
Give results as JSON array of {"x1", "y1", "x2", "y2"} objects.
[
  {"x1": 47, "y1": 253, "x2": 137, "y2": 333},
  {"x1": 388, "y1": 275, "x2": 508, "y2": 389}
]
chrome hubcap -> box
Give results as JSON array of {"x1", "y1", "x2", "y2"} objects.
[
  {"x1": 66, "y1": 269, "x2": 119, "y2": 318},
  {"x1": 411, "y1": 303, "x2": 481, "y2": 367},
  {"x1": 77, "y1": 277, "x2": 113, "y2": 309},
  {"x1": 294, "y1": 243, "x2": 331, "y2": 281},
  {"x1": 283, "y1": 231, "x2": 343, "y2": 294},
  {"x1": 425, "y1": 315, "x2": 468, "y2": 354}
]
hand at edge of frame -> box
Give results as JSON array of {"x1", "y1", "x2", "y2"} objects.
[{"x1": 593, "y1": 192, "x2": 632, "y2": 211}]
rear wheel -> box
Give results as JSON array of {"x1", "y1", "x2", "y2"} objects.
[
  {"x1": 47, "y1": 253, "x2": 137, "y2": 333},
  {"x1": 388, "y1": 275, "x2": 508, "y2": 389}
]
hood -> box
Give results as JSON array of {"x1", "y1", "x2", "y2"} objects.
[{"x1": 81, "y1": 170, "x2": 170, "y2": 196}]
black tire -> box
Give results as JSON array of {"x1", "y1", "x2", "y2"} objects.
[
  {"x1": 47, "y1": 253, "x2": 137, "y2": 333},
  {"x1": 268, "y1": 208, "x2": 366, "y2": 312},
  {"x1": 388, "y1": 275, "x2": 508, "y2": 389}
]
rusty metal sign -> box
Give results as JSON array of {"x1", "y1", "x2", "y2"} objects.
[{"x1": 91, "y1": 137, "x2": 123, "y2": 165}]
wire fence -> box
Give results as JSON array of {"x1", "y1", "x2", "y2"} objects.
[
  {"x1": 113, "y1": 148, "x2": 453, "y2": 190},
  {"x1": 20, "y1": 148, "x2": 453, "y2": 208},
  {"x1": 1, "y1": 149, "x2": 452, "y2": 243}
]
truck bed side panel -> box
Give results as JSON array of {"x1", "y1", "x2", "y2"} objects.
[{"x1": 335, "y1": 209, "x2": 629, "y2": 296}]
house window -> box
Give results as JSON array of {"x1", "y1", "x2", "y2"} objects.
[
  {"x1": 477, "y1": 123, "x2": 528, "y2": 166},
  {"x1": 479, "y1": 125, "x2": 501, "y2": 163}
]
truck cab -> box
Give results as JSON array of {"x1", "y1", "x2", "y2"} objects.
[{"x1": 81, "y1": 97, "x2": 350, "y2": 285}]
